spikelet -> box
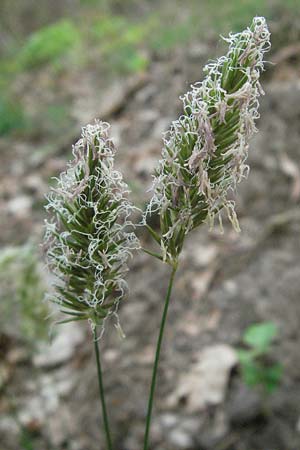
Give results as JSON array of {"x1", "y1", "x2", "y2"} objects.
[
  {"x1": 44, "y1": 121, "x2": 139, "y2": 329},
  {"x1": 145, "y1": 17, "x2": 271, "y2": 263}
]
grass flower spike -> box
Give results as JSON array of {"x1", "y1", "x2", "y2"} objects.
[
  {"x1": 44, "y1": 120, "x2": 139, "y2": 330},
  {"x1": 44, "y1": 120, "x2": 140, "y2": 450},
  {"x1": 42, "y1": 17, "x2": 271, "y2": 450},
  {"x1": 146, "y1": 17, "x2": 271, "y2": 264},
  {"x1": 143, "y1": 18, "x2": 270, "y2": 450}
]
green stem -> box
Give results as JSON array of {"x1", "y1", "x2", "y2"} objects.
[
  {"x1": 93, "y1": 329, "x2": 113, "y2": 450},
  {"x1": 143, "y1": 263, "x2": 178, "y2": 450}
]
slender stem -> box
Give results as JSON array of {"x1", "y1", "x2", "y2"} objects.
[
  {"x1": 143, "y1": 263, "x2": 178, "y2": 450},
  {"x1": 93, "y1": 329, "x2": 113, "y2": 450}
]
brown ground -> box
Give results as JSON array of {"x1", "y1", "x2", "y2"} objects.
[{"x1": 1, "y1": 16, "x2": 300, "y2": 450}]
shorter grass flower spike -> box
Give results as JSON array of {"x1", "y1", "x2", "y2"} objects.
[
  {"x1": 145, "y1": 17, "x2": 271, "y2": 264},
  {"x1": 44, "y1": 120, "x2": 139, "y2": 330}
]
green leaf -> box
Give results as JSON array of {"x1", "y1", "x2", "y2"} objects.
[
  {"x1": 18, "y1": 20, "x2": 80, "y2": 69},
  {"x1": 241, "y1": 360, "x2": 283, "y2": 392},
  {"x1": 0, "y1": 97, "x2": 26, "y2": 136},
  {"x1": 237, "y1": 349, "x2": 253, "y2": 365},
  {"x1": 142, "y1": 247, "x2": 163, "y2": 261},
  {"x1": 243, "y1": 322, "x2": 278, "y2": 351},
  {"x1": 263, "y1": 364, "x2": 283, "y2": 393},
  {"x1": 241, "y1": 361, "x2": 262, "y2": 386},
  {"x1": 145, "y1": 224, "x2": 161, "y2": 245}
]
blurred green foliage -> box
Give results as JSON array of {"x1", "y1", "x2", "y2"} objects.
[
  {"x1": 237, "y1": 322, "x2": 283, "y2": 393},
  {"x1": 19, "y1": 429, "x2": 35, "y2": 450},
  {"x1": 0, "y1": 97, "x2": 26, "y2": 136},
  {"x1": 17, "y1": 20, "x2": 80, "y2": 69},
  {"x1": 90, "y1": 15, "x2": 128, "y2": 41},
  {"x1": 4, "y1": 0, "x2": 297, "y2": 77},
  {"x1": 149, "y1": 19, "x2": 194, "y2": 51},
  {"x1": 0, "y1": 0, "x2": 299, "y2": 137},
  {"x1": 0, "y1": 243, "x2": 49, "y2": 344},
  {"x1": 37, "y1": 103, "x2": 74, "y2": 138},
  {"x1": 89, "y1": 14, "x2": 152, "y2": 72},
  {"x1": 243, "y1": 321, "x2": 278, "y2": 350}
]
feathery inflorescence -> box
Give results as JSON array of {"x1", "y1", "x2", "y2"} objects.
[
  {"x1": 146, "y1": 17, "x2": 271, "y2": 263},
  {"x1": 44, "y1": 121, "x2": 139, "y2": 329}
]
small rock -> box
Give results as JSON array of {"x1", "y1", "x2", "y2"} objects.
[
  {"x1": 0, "y1": 416, "x2": 19, "y2": 438},
  {"x1": 160, "y1": 413, "x2": 178, "y2": 429},
  {"x1": 103, "y1": 348, "x2": 120, "y2": 363},
  {"x1": 181, "y1": 417, "x2": 201, "y2": 434},
  {"x1": 168, "y1": 428, "x2": 194, "y2": 449},
  {"x1": 18, "y1": 396, "x2": 48, "y2": 427},
  {"x1": 188, "y1": 43, "x2": 209, "y2": 59},
  {"x1": 19, "y1": 369, "x2": 76, "y2": 430},
  {"x1": 168, "y1": 344, "x2": 237, "y2": 412},
  {"x1": 190, "y1": 244, "x2": 218, "y2": 268},
  {"x1": 223, "y1": 279, "x2": 238, "y2": 295},
  {"x1": 33, "y1": 322, "x2": 85, "y2": 368},
  {"x1": 7, "y1": 195, "x2": 32, "y2": 218}
]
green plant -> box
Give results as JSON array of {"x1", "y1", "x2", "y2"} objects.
[
  {"x1": 142, "y1": 16, "x2": 270, "y2": 449},
  {"x1": 17, "y1": 20, "x2": 80, "y2": 69},
  {"x1": 237, "y1": 322, "x2": 283, "y2": 393},
  {"x1": 0, "y1": 96, "x2": 26, "y2": 136},
  {"x1": 43, "y1": 104, "x2": 73, "y2": 135},
  {"x1": 43, "y1": 17, "x2": 271, "y2": 450},
  {"x1": 44, "y1": 121, "x2": 140, "y2": 449},
  {"x1": 90, "y1": 15, "x2": 150, "y2": 73},
  {"x1": 0, "y1": 243, "x2": 48, "y2": 343},
  {"x1": 90, "y1": 15, "x2": 128, "y2": 42},
  {"x1": 19, "y1": 428, "x2": 35, "y2": 450},
  {"x1": 149, "y1": 19, "x2": 194, "y2": 51}
]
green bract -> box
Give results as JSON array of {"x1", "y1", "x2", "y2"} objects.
[
  {"x1": 146, "y1": 17, "x2": 271, "y2": 263},
  {"x1": 44, "y1": 121, "x2": 139, "y2": 329}
]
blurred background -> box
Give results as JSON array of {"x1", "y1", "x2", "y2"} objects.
[{"x1": 1, "y1": 1, "x2": 300, "y2": 449}]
